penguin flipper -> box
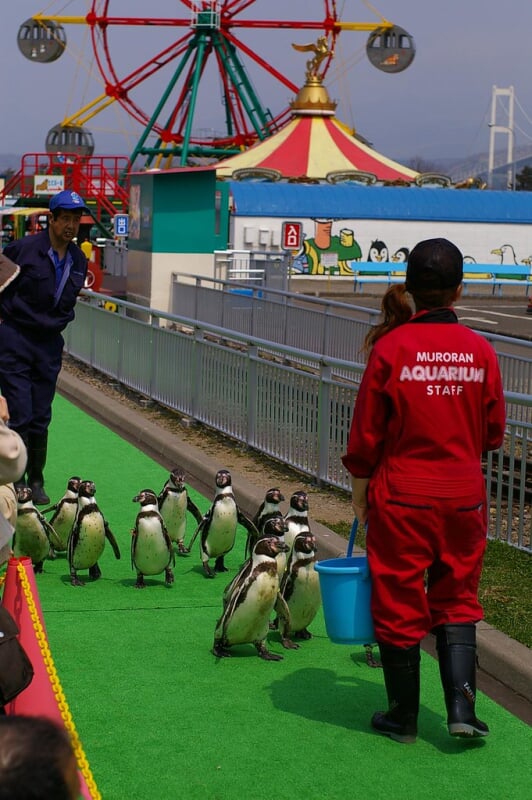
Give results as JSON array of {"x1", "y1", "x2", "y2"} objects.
[
  {"x1": 237, "y1": 508, "x2": 259, "y2": 538},
  {"x1": 104, "y1": 522, "x2": 121, "y2": 560},
  {"x1": 41, "y1": 502, "x2": 58, "y2": 515},
  {"x1": 130, "y1": 528, "x2": 138, "y2": 570},
  {"x1": 187, "y1": 496, "x2": 204, "y2": 525},
  {"x1": 188, "y1": 515, "x2": 207, "y2": 550}
]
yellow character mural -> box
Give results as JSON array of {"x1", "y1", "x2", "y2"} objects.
[{"x1": 297, "y1": 219, "x2": 362, "y2": 275}]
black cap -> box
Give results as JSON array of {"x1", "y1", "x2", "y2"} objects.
[{"x1": 406, "y1": 238, "x2": 463, "y2": 291}]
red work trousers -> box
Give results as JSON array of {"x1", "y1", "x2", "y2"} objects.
[{"x1": 366, "y1": 487, "x2": 487, "y2": 648}]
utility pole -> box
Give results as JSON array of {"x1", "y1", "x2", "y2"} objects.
[{"x1": 488, "y1": 86, "x2": 515, "y2": 190}]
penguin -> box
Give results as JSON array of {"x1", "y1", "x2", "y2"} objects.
[
  {"x1": 188, "y1": 469, "x2": 258, "y2": 578},
  {"x1": 43, "y1": 476, "x2": 82, "y2": 554},
  {"x1": 277, "y1": 531, "x2": 321, "y2": 649},
  {"x1": 13, "y1": 487, "x2": 56, "y2": 573},
  {"x1": 284, "y1": 490, "x2": 311, "y2": 553},
  {"x1": 68, "y1": 480, "x2": 121, "y2": 586},
  {"x1": 157, "y1": 466, "x2": 203, "y2": 555},
  {"x1": 131, "y1": 489, "x2": 174, "y2": 588},
  {"x1": 246, "y1": 487, "x2": 285, "y2": 557},
  {"x1": 262, "y1": 516, "x2": 289, "y2": 579},
  {"x1": 213, "y1": 536, "x2": 290, "y2": 660}
]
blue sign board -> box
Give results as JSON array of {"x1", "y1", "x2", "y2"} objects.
[{"x1": 114, "y1": 214, "x2": 129, "y2": 237}]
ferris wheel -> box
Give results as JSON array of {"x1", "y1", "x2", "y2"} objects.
[{"x1": 17, "y1": 1, "x2": 415, "y2": 168}]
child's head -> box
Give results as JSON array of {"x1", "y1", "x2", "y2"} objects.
[{"x1": 0, "y1": 715, "x2": 80, "y2": 799}]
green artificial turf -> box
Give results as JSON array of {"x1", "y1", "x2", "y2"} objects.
[{"x1": 6, "y1": 395, "x2": 531, "y2": 800}]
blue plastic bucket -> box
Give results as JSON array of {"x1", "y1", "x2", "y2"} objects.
[{"x1": 315, "y1": 520, "x2": 375, "y2": 645}]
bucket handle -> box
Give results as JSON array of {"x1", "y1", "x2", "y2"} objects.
[
  {"x1": 347, "y1": 518, "x2": 358, "y2": 558},
  {"x1": 347, "y1": 519, "x2": 371, "y2": 581}
]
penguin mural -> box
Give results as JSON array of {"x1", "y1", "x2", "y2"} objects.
[
  {"x1": 13, "y1": 487, "x2": 56, "y2": 573},
  {"x1": 132, "y1": 489, "x2": 174, "y2": 588},
  {"x1": 284, "y1": 490, "x2": 311, "y2": 553},
  {"x1": 391, "y1": 247, "x2": 409, "y2": 264},
  {"x1": 247, "y1": 487, "x2": 285, "y2": 557},
  {"x1": 277, "y1": 531, "x2": 321, "y2": 649},
  {"x1": 43, "y1": 476, "x2": 82, "y2": 554},
  {"x1": 157, "y1": 466, "x2": 203, "y2": 555},
  {"x1": 68, "y1": 480, "x2": 121, "y2": 586},
  {"x1": 213, "y1": 536, "x2": 290, "y2": 660},
  {"x1": 188, "y1": 469, "x2": 258, "y2": 578},
  {"x1": 367, "y1": 240, "x2": 389, "y2": 263}
]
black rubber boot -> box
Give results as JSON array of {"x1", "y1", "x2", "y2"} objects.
[
  {"x1": 436, "y1": 623, "x2": 489, "y2": 738},
  {"x1": 371, "y1": 643, "x2": 420, "y2": 744},
  {"x1": 27, "y1": 432, "x2": 50, "y2": 506}
]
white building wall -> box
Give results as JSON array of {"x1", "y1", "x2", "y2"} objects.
[
  {"x1": 231, "y1": 216, "x2": 532, "y2": 266},
  {"x1": 149, "y1": 252, "x2": 213, "y2": 313}
]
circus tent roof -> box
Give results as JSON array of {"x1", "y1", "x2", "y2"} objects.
[{"x1": 216, "y1": 77, "x2": 418, "y2": 184}]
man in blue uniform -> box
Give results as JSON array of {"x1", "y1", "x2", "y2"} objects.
[{"x1": 0, "y1": 190, "x2": 88, "y2": 504}]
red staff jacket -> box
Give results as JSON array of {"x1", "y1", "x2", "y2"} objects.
[{"x1": 342, "y1": 309, "x2": 506, "y2": 496}]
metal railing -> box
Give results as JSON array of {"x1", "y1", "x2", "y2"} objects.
[{"x1": 64, "y1": 291, "x2": 531, "y2": 552}]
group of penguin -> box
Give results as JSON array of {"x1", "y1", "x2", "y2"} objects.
[{"x1": 12, "y1": 467, "x2": 322, "y2": 661}]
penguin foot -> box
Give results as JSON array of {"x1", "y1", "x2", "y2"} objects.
[
  {"x1": 70, "y1": 575, "x2": 85, "y2": 587},
  {"x1": 34, "y1": 562, "x2": 44, "y2": 574},
  {"x1": 89, "y1": 564, "x2": 102, "y2": 581},
  {"x1": 202, "y1": 563, "x2": 216, "y2": 578},
  {"x1": 214, "y1": 557, "x2": 228, "y2": 573},
  {"x1": 177, "y1": 542, "x2": 190, "y2": 555},
  {"x1": 255, "y1": 643, "x2": 283, "y2": 661},
  {"x1": 165, "y1": 568, "x2": 175, "y2": 585},
  {"x1": 281, "y1": 636, "x2": 300, "y2": 650},
  {"x1": 212, "y1": 643, "x2": 232, "y2": 658},
  {"x1": 294, "y1": 629, "x2": 312, "y2": 640}
]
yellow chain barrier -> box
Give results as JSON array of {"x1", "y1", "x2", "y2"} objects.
[{"x1": 15, "y1": 561, "x2": 101, "y2": 800}]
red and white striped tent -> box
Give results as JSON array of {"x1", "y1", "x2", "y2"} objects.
[{"x1": 216, "y1": 79, "x2": 418, "y2": 184}]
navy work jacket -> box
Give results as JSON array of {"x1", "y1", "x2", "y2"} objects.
[{"x1": 1, "y1": 231, "x2": 87, "y2": 336}]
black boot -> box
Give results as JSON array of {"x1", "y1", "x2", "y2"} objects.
[
  {"x1": 371, "y1": 643, "x2": 420, "y2": 744},
  {"x1": 436, "y1": 623, "x2": 489, "y2": 738},
  {"x1": 27, "y1": 432, "x2": 50, "y2": 505}
]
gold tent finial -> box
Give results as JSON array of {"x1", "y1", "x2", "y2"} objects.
[{"x1": 292, "y1": 35, "x2": 333, "y2": 82}]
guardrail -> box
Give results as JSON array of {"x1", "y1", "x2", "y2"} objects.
[{"x1": 64, "y1": 291, "x2": 531, "y2": 553}]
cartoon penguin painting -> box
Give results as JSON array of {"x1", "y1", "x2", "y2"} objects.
[
  {"x1": 13, "y1": 487, "x2": 56, "y2": 573},
  {"x1": 157, "y1": 467, "x2": 203, "y2": 555},
  {"x1": 213, "y1": 536, "x2": 290, "y2": 660},
  {"x1": 391, "y1": 247, "x2": 409, "y2": 264},
  {"x1": 188, "y1": 469, "x2": 258, "y2": 578},
  {"x1": 367, "y1": 240, "x2": 389, "y2": 262},
  {"x1": 247, "y1": 487, "x2": 285, "y2": 557},
  {"x1": 131, "y1": 489, "x2": 174, "y2": 588},
  {"x1": 68, "y1": 480, "x2": 121, "y2": 586},
  {"x1": 277, "y1": 531, "x2": 321, "y2": 649},
  {"x1": 43, "y1": 476, "x2": 82, "y2": 554}
]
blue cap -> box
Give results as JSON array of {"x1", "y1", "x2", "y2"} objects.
[{"x1": 49, "y1": 190, "x2": 87, "y2": 212}]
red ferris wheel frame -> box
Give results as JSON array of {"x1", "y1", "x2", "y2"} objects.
[{"x1": 85, "y1": 1, "x2": 341, "y2": 165}]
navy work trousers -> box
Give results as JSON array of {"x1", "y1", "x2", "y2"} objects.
[{"x1": 0, "y1": 322, "x2": 63, "y2": 440}]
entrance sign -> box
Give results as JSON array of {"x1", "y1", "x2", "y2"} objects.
[{"x1": 281, "y1": 221, "x2": 303, "y2": 250}]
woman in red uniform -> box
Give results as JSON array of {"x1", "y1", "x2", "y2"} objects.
[{"x1": 342, "y1": 238, "x2": 506, "y2": 744}]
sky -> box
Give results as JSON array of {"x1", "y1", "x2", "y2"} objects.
[{"x1": 2, "y1": 1, "x2": 532, "y2": 168}]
